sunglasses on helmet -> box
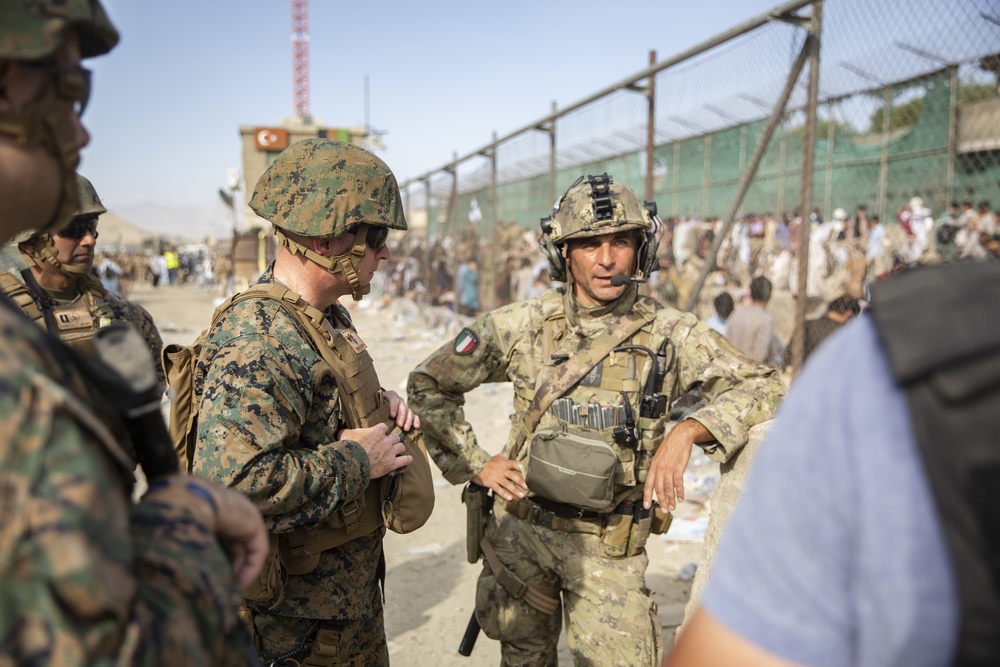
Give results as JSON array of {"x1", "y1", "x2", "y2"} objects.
[
  {"x1": 57, "y1": 216, "x2": 99, "y2": 241},
  {"x1": 24, "y1": 58, "x2": 92, "y2": 118}
]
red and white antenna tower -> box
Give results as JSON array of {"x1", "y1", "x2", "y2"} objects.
[{"x1": 291, "y1": 0, "x2": 310, "y2": 119}]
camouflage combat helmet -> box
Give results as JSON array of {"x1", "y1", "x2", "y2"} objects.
[
  {"x1": 251, "y1": 138, "x2": 406, "y2": 301},
  {"x1": 540, "y1": 173, "x2": 660, "y2": 283},
  {"x1": 250, "y1": 138, "x2": 406, "y2": 238},
  {"x1": 0, "y1": 1, "x2": 119, "y2": 237},
  {"x1": 12, "y1": 173, "x2": 104, "y2": 277}
]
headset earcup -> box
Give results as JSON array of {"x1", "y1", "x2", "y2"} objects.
[
  {"x1": 539, "y1": 236, "x2": 566, "y2": 282},
  {"x1": 638, "y1": 216, "x2": 661, "y2": 278}
]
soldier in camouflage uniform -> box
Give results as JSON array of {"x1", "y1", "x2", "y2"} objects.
[
  {"x1": 192, "y1": 138, "x2": 418, "y2": 666},
  {"x1": 0, "y1": 173, "x2": 164, "y2": 379},
  {"x1": 0, "y1": 2, "x2": 269, "y2": 665},
  {"x1": 408, "y1": 175, "x2": 785, "y2": 666}
]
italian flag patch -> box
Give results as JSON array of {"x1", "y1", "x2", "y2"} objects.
[{"x1": 454, "y1": 327, "x2": 479, "y2": 355}]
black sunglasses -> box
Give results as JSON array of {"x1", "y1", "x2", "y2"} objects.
[
  {"x1": 24, "y1": 58, "x2": 92, "y2": 118},
  {"x1": 57, "y1": 216, "x2": 99, "y2": 240},
  {"x1": 352, "y1": 225, "x2": 388, "y2": 251}
]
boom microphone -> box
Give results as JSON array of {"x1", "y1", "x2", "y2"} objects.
[{"x1": 610, "y1": 274, "x2": 647, "y2": 286}]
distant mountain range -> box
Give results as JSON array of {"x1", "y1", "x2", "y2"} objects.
[{"x1": 108, "y1": 200, "x2": 241, "y2": 244}]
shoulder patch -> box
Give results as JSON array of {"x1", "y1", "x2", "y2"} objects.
[{"x1": 454, "y1": 327, "x2": 479, "y2": 355}]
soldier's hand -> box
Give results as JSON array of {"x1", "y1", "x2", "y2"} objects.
[
  {"x1": 472, "y1": 454, "x2": 527, "y2": 502},
  {"x1": 207, "y1": 482, "x2": 270, "y2": 589},
  {"x1": 342, "y1": 423, "x2": 412, "y2": 479},
  {"x1": 384, "y1": 389, "x2": 420, "y2": 432},
  {"x1": 644, "y1": 419, "x2": 709, "y2": 511}
]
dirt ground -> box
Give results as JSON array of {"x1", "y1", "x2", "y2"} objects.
[{"x1": 136, "y1": 281, "x2": 709, "y2": 666}]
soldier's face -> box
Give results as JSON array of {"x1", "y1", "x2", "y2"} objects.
[
  {"x1": 566, "y1": 231, "x2": 638, "y2": 306},
  {"x1": 52, "y1": 215, "x2": 98, "y2": 271},
  {"x1": 0, "y1": 32, "x2": 89, "y2": 240}
]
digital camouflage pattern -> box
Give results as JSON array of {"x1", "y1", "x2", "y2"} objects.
[
  {"x1": 477, "y1": 505, "x2": 660, "y2": 667},
  {"x1": 548, "y1": 179, "x2": 652, "y2": 244},
  {"x1": 408, "y1": 286, "x2": 785, "y2": 666},
  {"x1": 0, "y1": 302, "x2": 250, "y2": 666},
  {"x1": 0, "y1": 0, "x2": 119, "y2": 60},
  {"x1": 250, "y1": 139, "x2": 407, "y2": 238},
  {"x1": 252, "y1": 611, "x2": 388, "y2": 666},
  {"x1": 193, "y1": 266, "x2": 382, "y2": 622}
]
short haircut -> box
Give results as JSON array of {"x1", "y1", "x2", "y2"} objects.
[
  {"x1": 714, "y1": 292, "x2": 735, "y2": 319},
  {"x1": 827, "y1": 295, "x2": 860, "y2": 315},
  {"x1": 750, "y1": 276, "x2": 772, "y2": 303}
]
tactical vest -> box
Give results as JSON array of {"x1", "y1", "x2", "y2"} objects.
[
  {"x1": 0, "y1": 271, "x2": 116, "y2": 355},
  {"x1": 514, "y1": 290, "x2": 671, "y2": 495},
  {"x1": 871, "y1": 261, "x2": 1000, "y2": 667},
  {"x1": 188, "y1": 284, "x2": 392, "y2": 589}
]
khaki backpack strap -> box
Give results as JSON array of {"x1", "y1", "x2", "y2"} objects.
[
  {"x1": 511, "y1": 305, "x2": 658, "y2": 460},
  {"x1": 480, "y1": 536, "x2": 560, "y2": 615},
  {"x1": 0, "y1": 271, "x2": 44, "y2": 322}
]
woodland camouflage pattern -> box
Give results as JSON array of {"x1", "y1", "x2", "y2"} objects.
[
  {"x1": 192, "y1": 267, "x2": 382, "y2": 624},
  {"x1": 408, "y1": 285, "x2": 784, "y2": 666},
  {"x1": 0, "y1": 303, "x2": 249, "y2": 666},
  {"x1": 249, "y1": 139, "x2": 406, "y2": 238}
]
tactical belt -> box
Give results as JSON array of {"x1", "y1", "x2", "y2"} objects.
[
  {"x1": 480, "y1": 536, "x2": 560, "y2": 615},
  {"x1": 501, "y1": 496, "x2": 649, "y2": 531}
]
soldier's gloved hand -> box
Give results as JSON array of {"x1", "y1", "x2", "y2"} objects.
[
  {"x1": 142, "y1": 474, "x2": 268, "y2": 589},
  {"x1": 472, "y1": 454, "x2": 527, "y2": 502},
  {"x1": 384, "y1": 389, "x2": 420, "y2": 432},
  {"x1": 341, "y1": 423, "x2": 413, "y2": 479}
]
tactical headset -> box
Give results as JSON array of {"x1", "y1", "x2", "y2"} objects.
[{"x1": 538, "y1": 173, "x2": 661, "y2": 284}]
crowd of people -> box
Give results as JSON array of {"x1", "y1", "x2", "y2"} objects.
[{"x1": 2, "y1": 3, "x2": 997, "y2": 666}]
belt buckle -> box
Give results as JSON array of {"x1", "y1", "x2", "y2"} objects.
[{"x1": 528, "y1": 503, "x2": 543, "y2": 525}]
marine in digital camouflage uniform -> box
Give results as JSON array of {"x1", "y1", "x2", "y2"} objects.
[
  {"x1": 408, "y1": 175, "x2": 785, "y2": 667},
  {"x1": 0, "y1": 173, "x2": 164, "y2": 380},
  {"x1": 192, "y1": 138, "x2": 418, "y2": 666},
  {"x1": 0, "y1": 2, "x2": 267, "y2": 665}
]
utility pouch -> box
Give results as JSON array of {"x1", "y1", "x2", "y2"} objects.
[
  {"x1": 600, "y1": 512, "x2": 632, "y2": 559},
  {"x1": 525, "y1": 425, "x2": 617, "y2": 511},
  {"x1": 650, "y1": 506, "x2": 673, "y2": 535},
  {"x1": 242, "y1": 534, "x2": 286, "y2": 610},
  {"x1": 381, "y1": 428, "x2": 436, "y2": 535},
  {"x1": 462, "y1": 483, "x2": 493, "y2": 564}
]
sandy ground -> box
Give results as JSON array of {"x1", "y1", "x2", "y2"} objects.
[{"x1": 136, "y1": 281, "x2": 711, "y2": 666}]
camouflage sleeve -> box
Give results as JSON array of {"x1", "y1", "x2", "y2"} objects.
[
  {"x1": 0, "y1": 358, "x2": 246, "y2": 666},
  {"x1": 665, "y1": 311, "x2": 786, "y2": 462},
  {"x1": 407, "y1": 313, "x2": 512, "y2": 485},
  {"x1": 129, "y1": 485, "x2": 251, "y2": 667},
  {"x1": 124, "y1": 301, "x2": 165, "y2": 384},
  {"x1": 193, "y1": 306, "x2": 370, "y2": 533}
]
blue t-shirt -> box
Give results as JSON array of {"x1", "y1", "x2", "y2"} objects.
[{"x1": 701, "y1": 315, "x2": 959, "y2": 667}]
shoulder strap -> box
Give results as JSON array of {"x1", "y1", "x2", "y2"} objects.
[
  {"x1": 871, "y1": 261, "x2": 1000, "y2": 666},
  {"x1": 512, "y1": 302, "x2": 658, "y2": 458}
]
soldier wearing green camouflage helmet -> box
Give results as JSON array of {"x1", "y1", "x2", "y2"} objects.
[
  {"x1": 0, "y1": 2, "x2": 269, "y2": 665},
  {"x1": 193, "y1": 138, "x2": 421, "y2": 666},
  {"x1": 251, "y1": 137, "x2": 406, "y2": 301},
  {"x1": 0, "y1": 174, "x2": 164, "y2": 374},
  {"x1": 408, "y1": 173, "x2": 785, "y2": 666}
]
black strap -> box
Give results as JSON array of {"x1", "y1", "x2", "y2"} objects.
[{"x1": 20, "y1": 267, "x2": 60, "y2": 337}]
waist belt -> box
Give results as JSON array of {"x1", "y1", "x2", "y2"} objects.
[{"x1": 502, "y1": 496, "x2": 650, "y2": 531}]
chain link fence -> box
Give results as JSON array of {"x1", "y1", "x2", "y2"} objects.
[{"x1": 395, "y1": 0, "x2": 999, "y2": 372}]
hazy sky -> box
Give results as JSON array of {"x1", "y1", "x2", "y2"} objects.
[{"x1": 81, "y1": 0, "x2": 786, "y2": 214}]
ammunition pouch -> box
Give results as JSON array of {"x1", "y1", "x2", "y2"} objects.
[
  {"x1": 462, "y1": 483, "x2": 494, "y2": 563},
  {"x1": 525, "y1": 425, "x2": 618, "y2": 511}
]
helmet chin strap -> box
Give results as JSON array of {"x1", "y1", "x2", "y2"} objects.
[
  {"x1": 20, "y1": 234, "x2": 90, "y2": 278},
  {"x1": 274, "y1": 225, "x2": 371, "y2": 301}
]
